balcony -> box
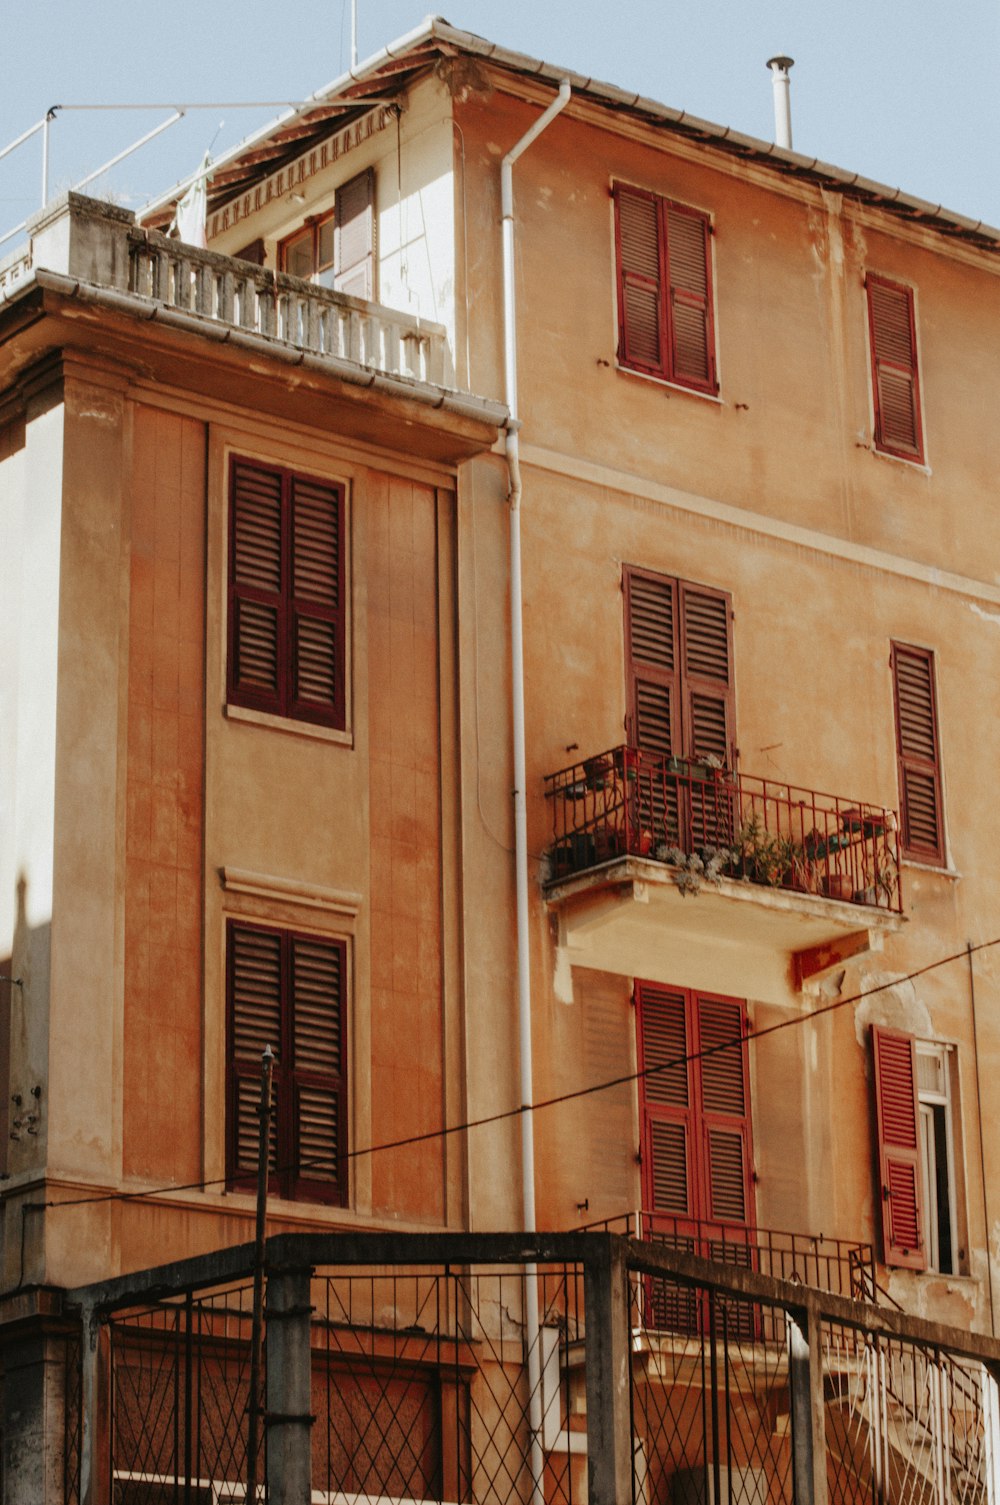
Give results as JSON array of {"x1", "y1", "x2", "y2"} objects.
[
  {"x1": 544, "y1": 747, "x2": 904, "y2": 1000},
  {"x1": 0, "y1": 194, "x2": 505, "y2": 463}
]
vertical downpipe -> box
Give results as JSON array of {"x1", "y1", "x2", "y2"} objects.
[
  {"x1": 501, "y1": 77, "x2": 571, "y2": 1505},
  {"x1": 766, "y1": 56, "x2": 795, "y2": 150}
]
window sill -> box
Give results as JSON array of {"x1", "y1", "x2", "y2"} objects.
[
  {"x1": 865, "y1": 443, "x2": 932, "y2": 476},
  {"x1": 224, "y1": 702, "x2": 352, "y2": 746},
  {"x1": 615, "y1": 361, "x2": 723, "y2": 405},
  {"x1": 901, "y1": 858, "x2": 960, "y2": 880}
]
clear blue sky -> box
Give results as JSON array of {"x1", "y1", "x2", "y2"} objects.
[{"x1": 4, "y1": 1, "x2": 1000, "y2": 245}]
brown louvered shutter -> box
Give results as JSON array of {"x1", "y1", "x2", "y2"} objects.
[
  {"x1": 229, "y1": 459, "x2": 285, "y2": 715},
  {"x1": 625, "y1": 568, "x2": 681, "y2": 847},
  {"x1": 872, "y1": 1026, "x2": 926, "y2": 1270},
  {"x1": 290, "y1": 934, "x2": 346, "y2": 1202},
  {"x1": 335, "y1": 168, "x2": 375, "y2": 299},
  {"x1": 290, "y1": 475, "x2": 345, "y2": 727},
  {"x1": 891, "y1": 642, "x2": 944, "y2": 863},
  {"x1": 665, "y1": 204, "x2": 716, "y2": 393},
  {"x1": 696, "y1": 997, "x2": 751, "y2": 1227},
  {"x1": 625, "y1": 568, "x2": 680, "y2": 758},
  {"x1": 637, "y1": 984, "x2": 693, "y2": 1220},
  {"x1": 679, "y1": 584, "x2": 734, "y2": 765},
  {"x1": 615, "y1": 185, "x2": 664, "y2": 375},
  {"x1": 227, "y1": 922, "x2": 282, "y2": 1187},
  {"x1": 867, "y1": 275, "x2": 923, "y2": 461}
]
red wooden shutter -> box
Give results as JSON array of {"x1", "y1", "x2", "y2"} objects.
[
  {"x1": 227, "y1": 922, "x2": 282, "y2": 1186},
  {"x1": 290, "y1": 474, "x2": 345, "y2": 727},
  {"x1": 871, "y1": 1025, "x2": 926, "y2": 1269},
  {"x1": 290, "y1": 933, "x2": 347, "y2": 1203},
  {"x1": 891, "y1": 642, "x2": 944, "y2": 862},
  {"x1": 665, "y1": 203, "x2": 716, "y2": 393},
  {"x1": 625, "y1": 568, "x2": 680, "y2": 757},
  {"x1": 335, "y1": 168, "x2": 375, "y2": 299},
  {"x1": 637, "y1": 984, "x2": 694, "y2": 1220},
  {"x1": 229, "y1": 459, "x2": 285, "y2": 714},
  {"x1": 867, "y1": 275, "x2": 923, "y2": 461},
  {"x1": 678, "y1": 584, "x2": 734, "y2": 765},
  {"x1": 695, "y1": 997, "x2": 752, "y2": 1228},
  {"x1": 614, "y1": 186, "x2": 664, "y2": 375}
]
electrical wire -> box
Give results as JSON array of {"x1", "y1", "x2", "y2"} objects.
[{"x1": 25, "y1": 933, "x2": 1000, "y2": 1215}]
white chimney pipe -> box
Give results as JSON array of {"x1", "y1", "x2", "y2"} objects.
[{"x1": 766, "y1": 55, "x2": 794, "y2": 150}]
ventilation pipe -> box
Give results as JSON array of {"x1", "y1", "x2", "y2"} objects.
[
  {"x1": 766, "y1": 55, "x2": 794, "y2": 150},
  {"x1": 501, "y1": 75, "x2": 571, "y2": 1505}
]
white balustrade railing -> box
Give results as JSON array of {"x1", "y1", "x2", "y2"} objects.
[
  {"x1": 126, "y1": 228, "x2": 447, "y2": 386},
  {"x1": 0, "y1": 195, "x2": 450, "y2": 389}
]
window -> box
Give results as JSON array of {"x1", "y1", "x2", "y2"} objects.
[
  {"x1": 227, "y1": 919, "x2": 347, "y2": 1204},
  {"x1": 613, "y1": 183, "x2": 717, "y2": 394},
  {"x1": 278, "y1": 167, "x2": 375, "y2": 298},
  {"x1": 866, "y1": 273, "x2": 923, "y2": 462},
  {"x1": 891, "y1": 641, "x2": 944, "y2": 863},
  {"x1": 637, "y1": 982, "x2": 754, "y2": 1237},
  {"x1": 228, "y1": 455, "x2": 346, "y2": 730},
  {"x1": 871, "y1": 1026, "x2": 963, "y2": 1273}
]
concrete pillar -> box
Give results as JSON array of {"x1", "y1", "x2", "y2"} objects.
[
  {"x1": 788, "y1": 1303, "x2": 828, "y2": 1505},
  {"x1": 265, "y1": 1266, "x2": 314, "y2": 1505},
  {"x1": 2, "y1": 1325, "x2": 67, "y2": 1504},
  {"x1": 584, "y1": 1235, "x2": 633, "y2": 1505}
]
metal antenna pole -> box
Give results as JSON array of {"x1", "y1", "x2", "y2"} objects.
[
  {"x1": 41, "y1": 109, "x2": 54, "y2": 206},
  {"x1": 246, "y1": 1044, "x2": 274, "y2": 1505},
  {"x1": 351, "y1": 0, "x2": 359, "y2": 67}
]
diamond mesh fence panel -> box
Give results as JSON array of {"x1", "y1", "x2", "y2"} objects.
[
  {"x1": 629, "y1": 1267, "x2": 794, "y2": 1505},
  {"x1": 64, "y1": 1324, "x2": 83, "y2": 1505},
  {"x1": 109, "y1": 1280, "x2": 257, "y2": 1504},
  {"x1": 312, "y1": 1263, "x2": 584, "y2": 1505}
]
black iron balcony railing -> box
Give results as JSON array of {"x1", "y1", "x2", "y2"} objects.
[
  {"x1": 544, "y1": 745, "x2": 902, "y2": 913},
  {"x1": 578, "y1": 1209, "x2": 875, "y2": 1303}
]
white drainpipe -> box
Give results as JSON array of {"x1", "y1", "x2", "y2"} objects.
[{"x1": 501, "y1": 76, "x2": 572, "y2": 1505}]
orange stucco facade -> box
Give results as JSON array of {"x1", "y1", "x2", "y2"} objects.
[{"x1": 4, "y1": 34, "x2": 1000, "y2": 1473}]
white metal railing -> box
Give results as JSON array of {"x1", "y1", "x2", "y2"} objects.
[{"x1": 127, "y1": 227, "x2": 447, "y2": 385}]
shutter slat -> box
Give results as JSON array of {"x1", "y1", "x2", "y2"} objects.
[
  {"x1": 682, "y1": 591, "x2": 731, "y2": 682},
  {"x1": 294, "y1": 615, "x2": 339, "y2": 708},
  {"x1": 706, "y1": 1128, "x2": 747, "y2": 1222},
  {"x1": 297, "y1": 1083, "x2": 340, "y2": 1182},
  {"x1": 628, "y1": 575, "x2": 675, "y2": 670},
  {"x1": 232, "y1": 465, "x2": 282, "y2": 592},
  {"x1": 698, "y1": 999, "x2": 745, "y2": 1116},
  {"x1": 292, "y1": 936, "x2": 342, "y2": 1074},
  {"x1": 292, "y1": 479, "x2": 340, "y2": 606},
  {"x1": 231, "y1": 927, "x2": 282, "y2": 1060},
  {"x1": 234, "y1": 599, "x2": 280, "y2": 694},
  {"x1": 640, "y1": 987, "x2": 689, "y2": 1106},
  {"x1": 650, "y1": 1120, "x2": 689, "y2": 1213}
]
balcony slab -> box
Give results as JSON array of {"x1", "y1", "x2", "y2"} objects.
[{"x1": 546, "y1": 857, "x2": 903, "y2": 1005}]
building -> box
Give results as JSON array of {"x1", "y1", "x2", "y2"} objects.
[{"x1": 3, "y1": 17, "x2": 1000, "y2": 1502}]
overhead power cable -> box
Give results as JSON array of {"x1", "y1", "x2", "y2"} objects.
[{"x1": 25, "y1": 934, "x2": 1000, "y2": 1214}]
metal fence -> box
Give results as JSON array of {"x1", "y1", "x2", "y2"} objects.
[{"x1": 62, "y1": 1231, "x2": 1000, "y2": 1505}]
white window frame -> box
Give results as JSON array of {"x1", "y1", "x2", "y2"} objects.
[{"x1": 915, "y1": 1040, "x2": 960, "y2": 1275}]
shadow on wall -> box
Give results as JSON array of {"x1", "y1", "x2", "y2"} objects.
[{"x1": 1, "y1": 872, "x2": 50, "y2": 1173}]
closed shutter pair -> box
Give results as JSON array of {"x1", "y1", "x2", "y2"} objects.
[
  {"x1": 228, "y1": 457, "x2": 346, "y2": 729},
  {"x1": 228, "y1": 921, "x2": 347, "y2": 1204},
  {"x1": 614, "y1": 184, "x2": 716, "y2": 393}
]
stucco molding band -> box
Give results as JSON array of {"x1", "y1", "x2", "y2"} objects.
[
  {"x1": 520, "y1": 442, "x2": 1000, "y2": 607},
  {"x1": 219, "y1": 867, "x2": 363, "y2": 917}
]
